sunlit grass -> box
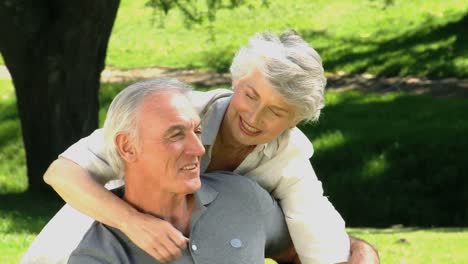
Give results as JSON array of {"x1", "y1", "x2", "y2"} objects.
[
  {"x1": 0, "y1": 79, "x2": 27, "y2": 194},
  {"x1": 348, "y1": 228, "x2": 468, "y2": 263},
  {"x1": 102, "y1": 0, "x2": 468, "y2": 77},
  {"x1": 1, "y1": 1, "x2": 466, "y2": 76}
]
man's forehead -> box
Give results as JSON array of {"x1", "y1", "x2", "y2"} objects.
[{"x1": 140, "y1": 91, "x2": 199, "y2": 126}]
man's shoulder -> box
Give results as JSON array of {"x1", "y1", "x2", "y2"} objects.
[
  {"x1": 68, "y1": 222, "x2": 134, "y2": 264},
  {"x1": 201, "y1": 171, "x2": 261, "y2": 192},
  {"x1": 201, "y1": 172, "x2": 277, "y2": 212}
]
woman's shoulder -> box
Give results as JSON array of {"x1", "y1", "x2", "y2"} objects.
[
  {"x1": 277, "y1": 127, "x2": 314, "y2": 158},
  {"x1": 188, "y1": 88, "x2": 233, "y2": 114}
]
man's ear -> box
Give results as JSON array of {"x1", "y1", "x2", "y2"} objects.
[
  {"x1": 115, "y1": 132, "x2": 137, "y2": 162},
  {"x1": 232, "y1": 79, "x2": 239, "y2": 90}
]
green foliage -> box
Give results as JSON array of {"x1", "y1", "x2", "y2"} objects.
[{"x1": 300, "y1": 90, "x2": 468, "y2": 227}]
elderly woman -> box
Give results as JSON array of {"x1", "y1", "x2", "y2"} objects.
[{"x1": 27, "y1": 30, "x2": 378, "y2": 264}]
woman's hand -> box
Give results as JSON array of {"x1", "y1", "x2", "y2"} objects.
[{"x1": 122, "y1": 211, "x2": 189, "y2": 262}]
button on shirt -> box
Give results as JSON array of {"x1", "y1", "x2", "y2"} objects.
[
  {"x1": 68, "y1": 172, "x2": 292, "y2": 264},
  {"x1": 61, "y1": 89, "x2": 350, "y2": 264}
]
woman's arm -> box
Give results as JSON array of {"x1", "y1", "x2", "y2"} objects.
[
  {"x1": 247, "y1": 128, "x2": 349, "y2": 263},
  {"x1": 43, "y1": 136, "x2": 188, "y2": 262}
]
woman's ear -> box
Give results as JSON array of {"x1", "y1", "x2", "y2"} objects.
[{"x1": 115, "y1": 132, "x2": 137, "y2": 162}]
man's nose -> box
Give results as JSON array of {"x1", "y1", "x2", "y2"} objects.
[{"x1": 186, "y1": 132, "x2": 205, "y2": 156}]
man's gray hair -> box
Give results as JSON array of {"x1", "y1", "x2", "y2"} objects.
[
  {"x1": 230, "y1": 29, "x2": 326, "y2": 123},
  {"x1": 103, "y1": 78, "x2": 192, "y2": 175}
]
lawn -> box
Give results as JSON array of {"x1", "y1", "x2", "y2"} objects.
[
  {"x1": 2, "y1": 76, "x2": 468, "y2": 263},
  {"x1": 105, "y1": 0, "x2": 468, "y2": 78}
]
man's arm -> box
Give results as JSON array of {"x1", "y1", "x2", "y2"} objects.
[{"x1": 68, "y1": 254, "x2": 113, "y2": 264}]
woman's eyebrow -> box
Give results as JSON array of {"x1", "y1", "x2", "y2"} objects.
[
  {"x1": 271, "y1": 106, "x2": 289, "y2": 113},
  {"x1": 246, "y1": 84, "x2": 259, "y2": 96}
]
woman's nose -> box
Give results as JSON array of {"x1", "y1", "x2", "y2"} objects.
[{"x1": 245, "y1": 107, "x2": 263, "y2": 126}]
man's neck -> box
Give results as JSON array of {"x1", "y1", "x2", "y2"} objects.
[{"x1": 123, "y1": 173, "x2": 195, "y2": 236}]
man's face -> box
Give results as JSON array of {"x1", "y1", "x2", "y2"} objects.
[{"x1": 132, "y1": 91, "x2": 205, "y2": 195}]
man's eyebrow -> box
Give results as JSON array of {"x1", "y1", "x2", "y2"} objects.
[
  {"x1": 165, "y1": 121, "x2": 202, "y2": 136},
  {"x1": 164, "y1": 125, "x2": 186, "y2": 136}
]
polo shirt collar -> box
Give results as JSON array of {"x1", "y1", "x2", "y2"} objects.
[
  {"x1": 190, "y1": 176, "x2": 219, "y2": 231},
  {"x1": 201, "y1": 96, "x2": 230, "y2": 146}
]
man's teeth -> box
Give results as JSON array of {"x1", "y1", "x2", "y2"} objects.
[
  {"x1": 182, "y1": 164, "x2": 196, "y2": 170},
  {"x1": 242, "y1": 120, "x2": 260, "y2": 133}
]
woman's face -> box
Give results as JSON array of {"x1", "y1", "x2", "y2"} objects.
[{"x1": 224, "y1": 69, "x2": 297, "y2": 146}]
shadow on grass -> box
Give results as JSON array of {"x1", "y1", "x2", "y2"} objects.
[
  {"x1": 300, "y1": 92, "x2": 468, "y2": 227},
  {"x1": 301, "y1": 12, "x2": 468, "y2": 77},
  {"x1": 0, "y1": 191, "x2": 63, "y2": 234}
]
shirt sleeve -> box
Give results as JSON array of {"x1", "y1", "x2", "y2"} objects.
[
  {"x1": 248, "y1": 128, "x2": 350, "y2": 264},
  {"x1": 60, "y1": 129, "x2": 120, "y2": 185},
  {"x1": 187, "y1": 88, "x2": 233, "y2": 115},
  {"x1": 277, "y1": 157, "x2": 350, "y2": 264}
]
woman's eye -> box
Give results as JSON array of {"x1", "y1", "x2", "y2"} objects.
[
  {"x1": 270, "y1": 109, "x2": 281, "y2": 117},
  {"x1": 245, "y1": 92, "x2": 255, "y2": 99}
]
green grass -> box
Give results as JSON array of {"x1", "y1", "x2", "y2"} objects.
[
  {"x1": 105, "y1": 0, "x2": 467, "y2": 77},
  {"x1": 0, "y1": 192, "x2": 63, "y2": 264},
  {"x1": 2, "y1": 79, "x2": 468, "y2": 263},
  {"x1": 0, "y1": 79, "x2": 27, "y2": 194},
  {"x1": 299, "y1": 91, "x2": 468, "y2": 227},
  {"x1": 347, "y1": 228, "x2": 468, "y2": 263}
]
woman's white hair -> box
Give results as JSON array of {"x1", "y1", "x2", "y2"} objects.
[
  {"x1": 230, "y1": 29, "x2": 326, "y2": 123},
  {"x1": 103, "y1": 78, "x2": 192, "y2": 175}
]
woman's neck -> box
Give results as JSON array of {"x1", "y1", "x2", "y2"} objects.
[{"x1": 217, "y1": 114, "x2": 254, "y2": 152}]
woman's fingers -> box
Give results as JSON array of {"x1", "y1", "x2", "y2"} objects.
[{"x1": 124, "y1": 212, "x2": 189, "y2": 262}]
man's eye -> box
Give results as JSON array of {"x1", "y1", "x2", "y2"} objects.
[
  {"x1": 245, "y1": 92, "x2": 255, "y2": 99},
  {"x1": 171, "y1": 133, "x2": 184, "y2": 140}
]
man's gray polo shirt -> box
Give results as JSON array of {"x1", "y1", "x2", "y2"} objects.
[{"x1": 68, "y1": 172, "x2": 292, "y2": 264}]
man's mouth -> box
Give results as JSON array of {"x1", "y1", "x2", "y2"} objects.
[{"x1": 181, "y1": 164, "x2": 197, "y2": 170}]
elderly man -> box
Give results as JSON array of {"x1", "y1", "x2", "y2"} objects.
[{"x1": 67, "y1": 78, "x2": 294, "y2": 263}]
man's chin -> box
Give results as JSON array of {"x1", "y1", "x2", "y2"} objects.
[{"x1": 184, "y1": 178, "x2": 202, "y2": 193}]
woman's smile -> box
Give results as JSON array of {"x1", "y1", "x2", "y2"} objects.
[{"x1": 239, "y1": 116, "x2": 261, "y2": 136}]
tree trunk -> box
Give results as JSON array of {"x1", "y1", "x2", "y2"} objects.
[{"x1": 0, "y1": 0, "x2": 120, "y2": 192}]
